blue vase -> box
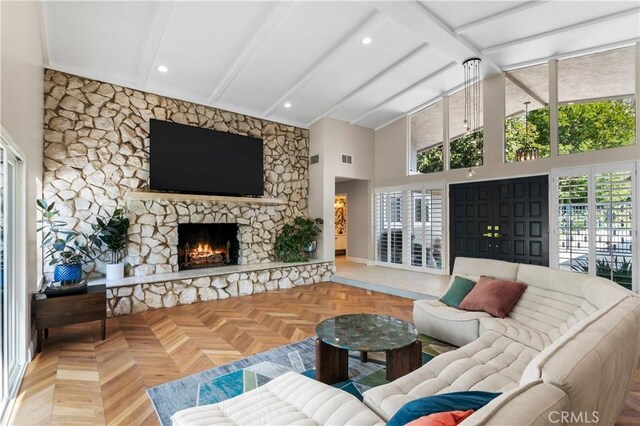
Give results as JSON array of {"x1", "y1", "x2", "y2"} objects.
[{"x1": 54, "y1": 263, "x2": 83, "y2": 282}]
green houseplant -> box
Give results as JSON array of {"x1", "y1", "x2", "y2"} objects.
[
  {"x1": 37, "y1": 199, "x2": 101, "y2": 282},
  {"x1": 96, "y1": 207, "x2": 130, "y2": 280},
  {"x1": 275, "y1": 217, "x2": 324, "y2": 262}
]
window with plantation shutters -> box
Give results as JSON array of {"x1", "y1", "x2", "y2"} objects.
[
  {"x1": 552, "y1": 163, "x2": 637, "y2": 291},
  {"x1": 407, "y1": 189, "x2": 443, "y2": 271},
  {"x1": 375, "y1": 184, "x2": 445, "y2": 273},
  {"x1": 375, "y1": 191, "x2": 403, "y2": 264}
]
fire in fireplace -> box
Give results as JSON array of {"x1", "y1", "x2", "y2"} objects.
[{"x1": 178, "y1": 224, "x2": 240, "y2": 270}]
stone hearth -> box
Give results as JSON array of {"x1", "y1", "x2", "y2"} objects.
[{"x1": 98, "y1": 261, "x2": 334, "y2": 316}]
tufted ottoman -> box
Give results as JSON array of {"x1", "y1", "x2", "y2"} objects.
[{"x1": 171, "y1": 371, "x2": 385, "y2": 426}]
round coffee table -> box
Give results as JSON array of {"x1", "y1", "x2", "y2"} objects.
[{"x1": 315, "y1": 313, "x2": 422, "y2": 384}]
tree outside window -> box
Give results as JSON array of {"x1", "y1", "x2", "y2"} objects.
[{"x1": 557, "y1": 47, "x2": 636, "y2": 155}]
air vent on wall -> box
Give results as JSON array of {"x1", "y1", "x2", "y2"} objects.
[
  {"x1": 310, "y1": 154, "x2": 319, "y2": 165},
  {"x1": 341, "y1": 154, "x2": 353, "y2": 165}
]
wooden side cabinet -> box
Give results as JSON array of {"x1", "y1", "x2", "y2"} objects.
[{"x1": 33, "y1": 284, "x2": 107, "y2": 353}]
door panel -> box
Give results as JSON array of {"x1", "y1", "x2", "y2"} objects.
[{"x1": 449, "y1": 175, "x2": 549, "y2": 272}]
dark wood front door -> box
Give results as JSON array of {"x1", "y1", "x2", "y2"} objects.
[{"x1": 449, "y1": 175, "x2": 549, "y2": 272}]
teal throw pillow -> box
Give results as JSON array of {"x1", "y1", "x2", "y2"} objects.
[
  {"x1": 439, "y1": 276, "x2": 476, "y2": 308},
  {"x1": 387, "y1": 391, "x2": 502, "y2": 426}
]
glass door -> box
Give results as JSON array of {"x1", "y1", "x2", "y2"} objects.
[{"x1": 0, "y1": 140, "x2": 24, "y2": 417}]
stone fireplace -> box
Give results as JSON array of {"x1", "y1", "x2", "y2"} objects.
[{"x1": 178, "y1": 223, "x2": 240, "y2": 270}]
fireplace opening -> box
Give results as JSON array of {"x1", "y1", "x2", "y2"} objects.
[{"x1": 178, "y1": 223, "x2": 240, "y2": 270}]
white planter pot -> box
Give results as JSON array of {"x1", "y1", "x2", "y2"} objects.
[{"x1": 106, "y1": 263, "x2": 125, "y2": 281}]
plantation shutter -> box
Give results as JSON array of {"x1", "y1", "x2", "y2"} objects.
[{"x1": 552, "y1": 162, "x2": 636, "y2": 291}]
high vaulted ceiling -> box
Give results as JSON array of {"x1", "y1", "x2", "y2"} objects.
[{"x1": 40, "y1": 1, "x2": 640, "y2": 130}]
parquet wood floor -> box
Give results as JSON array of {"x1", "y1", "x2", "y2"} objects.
[{"x1": 9, "y1": 283, "x2": 640, "y2": 425}]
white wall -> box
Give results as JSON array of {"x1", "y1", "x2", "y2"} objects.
[
  {"x1": 335, "y1": 179, "x2": 372, "y2": 261},
  {"x1": 1, "y1": 1, "x2": 44, "y2": 354},
  {"x1": 309, "y1": 118, "x2": 374, "y2": 260}
]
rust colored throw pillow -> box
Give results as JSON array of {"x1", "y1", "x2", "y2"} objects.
[
  {"x1": 458, "y1": 276, "x2": 527, "y2": 318},
  {"x1": 405, "y1": 410, "x2": 475, "y2": 426}
]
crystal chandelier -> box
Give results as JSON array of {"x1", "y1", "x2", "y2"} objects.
[{"x1": 516, "y1": 101, "x2": 540, "y2": 162}]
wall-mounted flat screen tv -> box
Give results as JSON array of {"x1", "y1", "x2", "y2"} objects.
[{"x1": 149, "y1": 119, "x2": 264, "y2": 196}]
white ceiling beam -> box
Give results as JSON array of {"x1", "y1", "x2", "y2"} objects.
[
  {"x1": 505, "y1": 73, "x2": 547, "y2": 106},
  {"x1": 37, "y1": 1, "x2": 51, "y2": 66},
  {"x1": 482, "y1": 7, "x2": 640, "y2": 54},
  {"x1": 454, "y1": 1, "x2": 551, "y2": 35},
  {"x1": 376, "y1": 1, "x2": 501, "y2": 74},
  {"x1": 350, "y1": 61, "x2": 456, "y2": 126},
  {"x1": 136, "y1": 1, "x2": 175, "y2": 87},
  {"x1": 308, "y1": 43, "x2": 432, "y2": 126},
  {"x1": 263, "y1": 10, "x2": 385, "y2": 117},
  {"x1": 208, "y1": 1, "x2": 294, "y2": 105},
  {"x1": 503, "y1": 37, "x2": 640, "y2": 70}
]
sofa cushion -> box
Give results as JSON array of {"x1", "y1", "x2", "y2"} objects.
[
  {"x1": 171, "y1": 371, "x2": 385, "y2": 426},
  {"x1": 460, "y1": 380, "x2": 569, "y2": 426},
  {"x1": 440, "y1": 276, "x2": 477, "y2": 308},
  {"x1": 362, "y1": 332, "x2": 539, "y2": 421},
  {"x1": 479, "y1": 317, "x2": 552, "y2": 351},
  {"x1": 519, "y1": 296, "x2": 640, "y2": 426},
  {"x1": 413, "y1": 299, "x2": 491, "y2": 347},
  {"x1": 459, "y1": 277, "x2": 527, "y2": 318},
  {"x1": 452, "y1": 257, "x2": 519, "y2": 282},
  {"x1": 387, "y1": 391, "x2": 501, "y2": 426},
  {"x1": 515, "y1": 264, "x2": 628, "y2": 309}
]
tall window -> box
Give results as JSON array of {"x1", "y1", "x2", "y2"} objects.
[
  {"x1": 505, "y1": 63, "x2": 550, "y2": 162},
  {"x1": 449, "y1": 84, "x2": 483, "y2": 170},
  {"x1": 410, "y1": 101, "x2": 443, "y2": 174},
  {"x1": 558, "y1": 47, "x2": 636, "y2": 155},
  {"x1": 375, "y1": 185, "x2": 445, "y2": 273},
  {"x1": 408, "y1": 189, "x2": 443, "y2": 270},
  {"x1": 376, "y1": 191, "x2": 403, "y2": 264},
  {"x1": 553, "y1": 163, "x2": 636, "y2": 291}
]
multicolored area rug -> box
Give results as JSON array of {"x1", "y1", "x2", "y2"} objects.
[{"x1": 147, "y1": 335, "x2": 456, "y2": 425}]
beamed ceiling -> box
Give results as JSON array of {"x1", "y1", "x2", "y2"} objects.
[{"x1": 40, "y1": 1, "x2": 640, "y2": 130}]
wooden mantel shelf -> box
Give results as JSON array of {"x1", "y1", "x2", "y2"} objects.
[{"x1": 124, "y1": 191, "x2": 286, "y2": 205}]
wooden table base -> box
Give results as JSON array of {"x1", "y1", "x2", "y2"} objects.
[
  {"x1": 315, "y1": 338, "x2": 422, "y2": 384},
  {"x1": 386, "y1": 340, "x2": 422, "y2": 381},
  {"x1": 315, "y1": 338, "x2": 348, "y2": 384}
]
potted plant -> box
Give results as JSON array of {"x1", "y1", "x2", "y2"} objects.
[
  {"x1": 37, "y1": 199, "x2": 101, "y2": 282},
  {"x1": 95, "y1": 207, "x2": 130, "y2": 281},
  {"x1": 295, "y1": 217, "x2": 324, "y2": 253},
  {"x1": 275, "y1": 216, "x2": 323, "y2": 262}
]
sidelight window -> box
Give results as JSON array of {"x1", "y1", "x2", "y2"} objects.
[
  {"x1": 375, "y1": 185, "x2": 445, "y2": 273},
  {"x1": 552, "y1": 162, "x2": 637, "y2": 291}
]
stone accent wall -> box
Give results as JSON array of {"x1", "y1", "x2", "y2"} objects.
[
  {"x1": 127, "y1": 199, "x2": 280, "y2": 276},
  {"x1": 43, "y1": 70, "x2": 310, "y2": 278},
  {"x1": 107, "y1": 262, "x2": 334, "y2": 316}
]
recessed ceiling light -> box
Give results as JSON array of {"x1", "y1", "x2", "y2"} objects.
[
  {"x1": 284, "y1": 102, "x2": 292, "y2": 108},
  {"x1": 157, "y1": 65, "x2": 168, "y2": 73},
  {"x1": 361, "y1": 36, "x2": 372, "y2": 45}
]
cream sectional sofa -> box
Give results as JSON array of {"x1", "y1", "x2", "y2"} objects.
[{"x1": 172, "y1": 258, "x2": 640, "y2": 426}]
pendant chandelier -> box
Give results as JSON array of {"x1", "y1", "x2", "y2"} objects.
[
  {"x1": 463, "y1": 58, "x2": 481, "y2": 136},
  {"x1": 463, "y1": 58, "x2": 481, "y2": 179},
  {"x1": 516, "y1": 101, "x2": 540, "y2": 162}
]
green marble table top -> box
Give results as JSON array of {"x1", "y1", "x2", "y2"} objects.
[{"x1": 316, "y1": 313, "x2": 417, "y2": 352}]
